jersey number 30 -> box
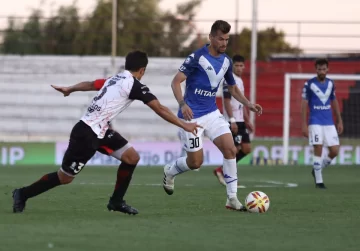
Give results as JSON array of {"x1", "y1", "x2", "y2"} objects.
[{"x1": 190, "y1": 137, "x2": 200, "y2": 149}]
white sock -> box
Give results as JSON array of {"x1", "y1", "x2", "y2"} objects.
[
  {"x1": 313, "y1": 156, "x2": 323, "y2": 184},
  {"x1": 180, "y1": 147, "x2": 187, "y2": 157},
  {"x1": 167, "y1": 157, "x2": 190, "y2": 177},
  {"x1": 322, "y1": 156, "x2": 332, "y2": 169},
  {"x1": 222, "y1": 158, "x2": 238, "y2": 198}
]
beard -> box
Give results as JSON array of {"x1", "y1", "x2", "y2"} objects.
[
  {"x1": 217, "y1": 46, "x2": 226, "y2": 54},
  {"x1": 317, "y1": 74, "x2": 326, "y2": 81}
]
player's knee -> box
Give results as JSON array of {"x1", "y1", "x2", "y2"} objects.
[
  {"x1": 241, "y1": 144, "x2": 252, "y2": 155},
  {"x1": 57, "y1": 170, "x2": 74, "y2": 185},
  {"x1": 313, "y1": 145, "x2": 323, "y2": 156},
  {"x1": 223, "y1": 146, "x2": 237, "y2": 159},
  {"x1": 121, "y1": 149, "x2": 140, "y2": 165},
  {"x1": 329, "y1": 146, "x2": 339, "y2": 158}
]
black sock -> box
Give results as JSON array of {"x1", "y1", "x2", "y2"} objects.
[
  {"x1": 236, "y1": 150, "x2": 247, "y2": 163},
  {"x1": 111, "y1": 162, "x2": 137, "y2": 203},
  {"x1": 20, "y1": 172, "x2": 61, "y2": 200}
]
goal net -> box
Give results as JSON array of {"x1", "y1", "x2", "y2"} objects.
[{"x1": 282, "y1": 73, "x2": 360, "y2": 164}]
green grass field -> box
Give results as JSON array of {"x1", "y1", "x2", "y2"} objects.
[{"x1": 1, "y1": 165, "x2": 360, "y2": 251}]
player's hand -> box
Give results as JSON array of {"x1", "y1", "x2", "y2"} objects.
[
  {"x1": 337, "y1": 120, "x2": 344, "y2": 135},
  {"x1": 182, "y1": 122, "x2": 202, "y2": 136},
  {"x1": 51, "y1": 85, "x2": 72, "y2": 97},
  {"x1": 249, "y1": 103, "x2": 263, "y2": 115},
  {"x1": 302, "y1": 124, "x2": 308, "y2": 138},
  {"x1": 230, "y1": 122, "x2": 238, "y2": 135},
  {"x1": 245, "y1": 121, "x2": 254, "y2": 133},
  {"x1": 181, "y1": 103, "x2": 194, "y2": 121}
]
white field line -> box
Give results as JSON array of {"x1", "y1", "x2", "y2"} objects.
[{"x1": 76, "y1": 180, "x2": 298, "y2": 188}]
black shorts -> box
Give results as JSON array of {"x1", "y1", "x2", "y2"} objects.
[
  {"x1": 230, "y1": 122, "x2": 251, "y2": 146},
  {"x1": 61, "y1": 121, "x2": 128, "y2": 176}
]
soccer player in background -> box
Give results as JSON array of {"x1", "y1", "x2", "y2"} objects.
[
  {"x1": 12, "y1": 51, "x2": 200, "y2": 214},
  {"x1": 213, "y1": 55, "x2": 254, "y2": 186},
  {"x1": 162, "y1": 20, "x2": 262, "y2": 211},
  {"x1": 301, "y1": 58, "x2": 343, "y2": 189}
]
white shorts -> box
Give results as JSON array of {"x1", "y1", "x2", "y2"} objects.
[
  {"x1": 178, "y1": 109, "x2": 231, "y2": 152},
  {"x1": 308, "y1": 125, "x2": 339, "y2": 147}
]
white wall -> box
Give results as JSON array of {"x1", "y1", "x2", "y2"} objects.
[{"x1": 0, "y1": 55, "x2": 221, "y2": 142}]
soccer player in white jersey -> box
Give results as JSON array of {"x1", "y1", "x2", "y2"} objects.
[
  {"x1": 213, "y1": 55, "x2": 254, "y2": 186},
  {"x1": 12, "y1": 51, "x2": 200, "y2": 214},
  {"x1": 301, "y1": 58, "x2": 343, "y2": 189},
  {"x1": 162, "y1": 20, "x2": 262, "y2": 211}
]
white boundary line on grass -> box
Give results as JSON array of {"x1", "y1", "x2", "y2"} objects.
[
  {"x1": 237, "y1": 180, "x2": 298, "y2": 188},
  {"x1": 77, "y1": 182, "x2": 195, "y2": 187},
  {"x1": 77, "y1": 182, "x2": 172, "y2": 186},
  {"x1": 77, "y1": 180, "x2": 298, "y2": 188}
]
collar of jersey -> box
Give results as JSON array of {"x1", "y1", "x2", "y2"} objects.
[
  {"x1": 122, "y1": 70, "x2": 132, "y2": 77},
  {"x1": 204, "y1": 44, "x2": 223, "y2": 59}
]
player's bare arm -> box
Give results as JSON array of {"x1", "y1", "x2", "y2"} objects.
[
  {"x1": 227, "y1": 85, "x2": 262, "y2": 115},
  {"x1": 332, "y1": 99, "x2": 343, "y2": 134},
  {"x1": 146, "y1": 99, "x2": 201, "y2": 136},
  {"x1": 301, "y1": 99, "x2": 309, "y2": 138},
  {"x1": 171, "y1": 71, "x2": 193, "y2": 121},
  {"x1": 243, "y1": 107, "x2": 254, "y2": 133},
  {"x1": 223, "y1": 95, "x2": 238, "y2": 134},
  {"x1": 51, "y1": 81, "x2": 98, "y2": 97}
]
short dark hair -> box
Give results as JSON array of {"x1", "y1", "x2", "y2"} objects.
[
  {"x1": 232, "y1": 55, "x2": 245, "y2": 63},
  {"x1": 210, "y1": 20, "x2": 231, "y2": 35},
  {"x1": 315, "y1": 58, "x2": 329, "y2": 67},
  {"x1": 125, "y1": 50, "x2": 148, "y2": 71}
]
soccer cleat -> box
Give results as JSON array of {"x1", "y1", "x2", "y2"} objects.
[
  {"x1": 315, "y1": 183, "x2": 327, "y2": 189},
  {"x1": 163, "y1": 164, "x2": 175, "y2": 195},
  {"x1": 107, "y1": 200, "x2": 138, "y2": 215},
  {"x1": 225, "y1": 197, "x2": 247, "y2": 212},
  {"x1": 12, "y1": 189, "x2": 27, "y2": 213},
  {"x1": 213, "y1": 167, "x2": 226, "y2": 186},
  {"x1": 311, "y1": 169, "x2": 326, "y2": 189}
]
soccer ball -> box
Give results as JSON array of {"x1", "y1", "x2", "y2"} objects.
[{"x1": 245, "y1": 191, "x2": 270, "y2": 213}]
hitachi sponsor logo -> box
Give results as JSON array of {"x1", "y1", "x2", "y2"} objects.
[
  {"x1": 313, "y1": 105, "x2": 331, "y2": 110},
  {"x1": 194, "y1": 88, "x2": 217, "y2": 97}
]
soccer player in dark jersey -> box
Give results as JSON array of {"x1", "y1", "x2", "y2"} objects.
[
  {"x1": 301, "y1": 58, "x2": 343, "y2": 189},
  {"x1": 12, "y1": 50, "x2": 200, "y2": 215}
]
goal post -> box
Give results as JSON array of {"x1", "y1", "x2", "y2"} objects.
[{"x1": 282, "y1": 73, "x2": 360, "y2": 165}]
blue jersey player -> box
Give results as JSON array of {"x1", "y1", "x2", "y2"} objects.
[
  {"x1": 162, "y1": 20, "x2": 262, "y2": 211},
  {"x1": 301, "y1": 58, "x2": 343, "y2": 189}
]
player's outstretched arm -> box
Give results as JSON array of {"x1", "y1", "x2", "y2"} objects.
[
  {"x1": 332, "y1": 99, "x2": 343, "y2": 134},
  {"x1": 171, "y1": 72, "x2": 193, "y2": 120},
  {"x1": 301, "y1": 100, "x2": 309, "y2": 138},
  {"x1": 146, "y1": 99, "x2": 201, "y2": 136},
  {"x1": 51, "y1": 81, "x2": 98, "y2": 97},
  {"x1": 227, "y1": 85, "x2": 262, "y2": 115}
]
